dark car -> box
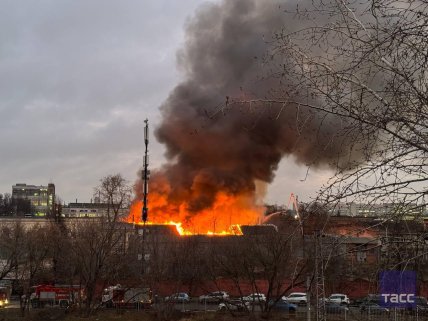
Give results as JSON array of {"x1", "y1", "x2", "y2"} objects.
[
  {"x1": 407, "y1": 296, "x2": 428, "y2": 314},
  {"x1": 268, "y1": 300, "x2": 297, "y2": 312},
  {"x1": 360, "y1": 301, "x2": 389, "y2": 315},
  {"x1": 324, "y1": 302, "x2": 349, "y2": 314},
  {"x1": 218, "y1": 299, "x2": 250, "y2": 312}
]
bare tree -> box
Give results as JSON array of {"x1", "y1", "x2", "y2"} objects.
[
  {"x1": 17, "y1": 224, "x2": 54, "y2": 315},
  {"x1": 0, "y1": 193, "x2": 13, "y2": 216},
  {"x1": 69, "y1": 219, "x2": 127, "y2": 315},
  {"x1": 255, "y1": 4, "x2": 428, "y2": 303},
  {"x1": 0, "y1": 221, "x2": 25, "y2": 281},
  {"x1": 166, "y1": 237, "x2": 209, "y2": 295},
  {"x1": 94, "y1": 174, "x2": 131, "y2": 222},
  {"x1": 208, "y1": 228, "x2": 307, "y2": 317},
  {"x1": 233, "y1": 0, "x2": 428, "y2": 211},
  {"x1": 247, "y1": 231, "x2": 307, "y2": 316},
  {"x1": 70, "y1": 174, "x2": 132, "y2": 316},
  {"x1": 20, "y1": 225, "x2": 52, "y2": 286}
]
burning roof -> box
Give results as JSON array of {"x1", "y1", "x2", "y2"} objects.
[{"x1": 129, "y1": 0, "x2": 365, "y2": 235}]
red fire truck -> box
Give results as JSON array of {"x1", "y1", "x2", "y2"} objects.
[
  {"x1": 102, "y1": 284, "x2": 152, "y2": 309},
  {"x1": 30, "y1": 285, "x2": 82, "y2": 308}
]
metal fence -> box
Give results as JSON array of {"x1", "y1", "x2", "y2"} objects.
[{"x1": 293, "y1": 306, "x2": 428, "y2": 321}]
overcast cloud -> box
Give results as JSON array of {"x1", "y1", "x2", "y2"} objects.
[{"x1": 0, "y1": 0, "x2": 330, "y2": 204}]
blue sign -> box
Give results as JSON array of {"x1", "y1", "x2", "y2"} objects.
[{"x1": 379, "y1": 270, "x2": 416, "y2": 308}]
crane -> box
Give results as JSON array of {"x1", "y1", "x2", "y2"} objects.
[{"x1": 287, "y1": 193, "x2": 300, "y2": 220}]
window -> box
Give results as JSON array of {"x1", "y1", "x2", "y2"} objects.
[{"x1": 357, "y1": 251, "x2": 367, "y2": 262}]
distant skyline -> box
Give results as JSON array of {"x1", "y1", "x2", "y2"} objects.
[{"x1": 0, "y1": 0, "x2": 332, "y2": 206}]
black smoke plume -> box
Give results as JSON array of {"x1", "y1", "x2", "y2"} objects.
[{"x1": 143, "y1": 0, "x2": 362, "y2": 214}]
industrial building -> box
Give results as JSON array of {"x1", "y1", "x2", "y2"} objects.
[
  {"x1": 11, "y1": 183, "x2": 55, "y2": 216},
  {"x1": 62, "y1": 202, "x2": 129, "y2": 218},
  {"x1": 328, "y1": 202, "x2": 426, "y2": 218}
]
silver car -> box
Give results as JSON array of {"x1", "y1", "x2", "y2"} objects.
[
  {"x1": 283, "y1": 292, "x2": 307, "y2": 305},
  {"x1": 164, "y1": 292, "x2": 190, "y2": 303}
]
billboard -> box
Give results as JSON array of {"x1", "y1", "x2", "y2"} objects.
[{"x1": 379, "y1": 270, "x2": 416, "y2": 308}]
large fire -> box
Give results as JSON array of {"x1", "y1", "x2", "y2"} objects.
[{"x1": 125, "y1": 191, "x2": 263, "y2": 236}]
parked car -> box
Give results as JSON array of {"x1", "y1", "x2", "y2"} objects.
[
  {"x1": 414, "y1": 296, "x2": 428, "y2": 312},
  {"x1": 218, "y1": 299, "x2": 250, "y2": 312},
  {"x1": 405, "y1": 296, "x2": 428, "y2": 314},
  {"x1": 324, "y1": 302, "x2": 350, "y2": 314},
  {"x1": 241, "y1": 293, "x2": 266, "y2": 304},
  {"x1": 282, "y1": 292, "x2": 307, "y2": 305},
  {"x1": 199, "y1": 291, "x2": 229, "y2": 303},
  {"x1": 360, "y1": 301, "x2": 389, "y2": 315},
  {"x1": 350, "y1": 297, "x2": 365, "y2": 307},
  {"x1": 268, "y1": 299, "x2": 297, "y2": 312},
  {"x1": 164, "y1": 292, "x2": 190, "y2": 303},
  {"x1": 363, "y1": 294, "x2": 382, "y2": 304},
  {"x1": 326, "y1": 294, "x2": 350, "y2": 305}
]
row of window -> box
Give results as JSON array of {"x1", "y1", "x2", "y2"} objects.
[
  {"x1": 31, "y1": 201, "x2": 48, "y2": 206},
  {"x1": 64, "y1": 213, "x2": 100, "y2": 218}
]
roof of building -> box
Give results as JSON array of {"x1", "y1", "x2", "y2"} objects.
[{"x1": 67, "y1": 202, "x2": 112, "y2": 209}]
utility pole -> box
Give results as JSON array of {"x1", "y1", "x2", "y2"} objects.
[
  {"x1": 306, "y1": 276, "x2": 311, "y2": 321},
  {"x1": 315, "y1": 230, "x2": 326, "y2": 321},
  {"x1": 142, "y1": 119, "x2": 149, "y2": 223}
]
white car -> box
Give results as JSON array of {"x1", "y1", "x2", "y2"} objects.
[
  {"x1": 326, "y1": 294, "x2": 350, "y2": 305},
  {"x1": 241, "y1": 293, "x2": 266, "y2": 304},
  {"x1": 282, "y1": 292, "x2": 307, "y2": 305}
]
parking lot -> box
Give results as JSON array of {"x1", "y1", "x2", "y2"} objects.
[
  {"x1": 156, "y1": 299, "x2": 428, "y2": 321},
  {"x1": 5, "y1": 295, "x2": 428, "y2": 321}
]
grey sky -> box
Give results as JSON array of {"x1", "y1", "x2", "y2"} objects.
[{"x1": 0, "y1": 0, "x2": 330, "y2": 205}]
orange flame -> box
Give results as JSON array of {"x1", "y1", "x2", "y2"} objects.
[{"x1": 125, "y1": 191, "x2": 262, "y2": 236}]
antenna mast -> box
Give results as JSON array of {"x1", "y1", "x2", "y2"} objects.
[{"x1": 142, "y1": 119, "x2": 149, "y2": 223}]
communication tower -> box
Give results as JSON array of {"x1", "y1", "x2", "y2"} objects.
[{"x1": 142, "y1": 119, "x2": 149, "y2": 223}]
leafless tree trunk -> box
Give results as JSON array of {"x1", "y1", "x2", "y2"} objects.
[
  {"x1": 0, "y1": 221, "x2": 25, "y2": 282},
  {"x1": 70, "y1": 174, "x2": 131, "y2": 316},
  {"x1": 208, "y1": 227, "x2": 307, "y2": 318},
  {"x1": 94, "y1": 174, "x2": 131, "y2": 222}
]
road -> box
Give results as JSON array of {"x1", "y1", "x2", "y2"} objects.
[{"x1": 2, "y1": 298, "x2": 20, "y2": 309}]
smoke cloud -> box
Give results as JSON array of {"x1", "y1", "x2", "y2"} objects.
[{"x1": 139, "y1": 0, "x2": 363, "y2": 215}]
